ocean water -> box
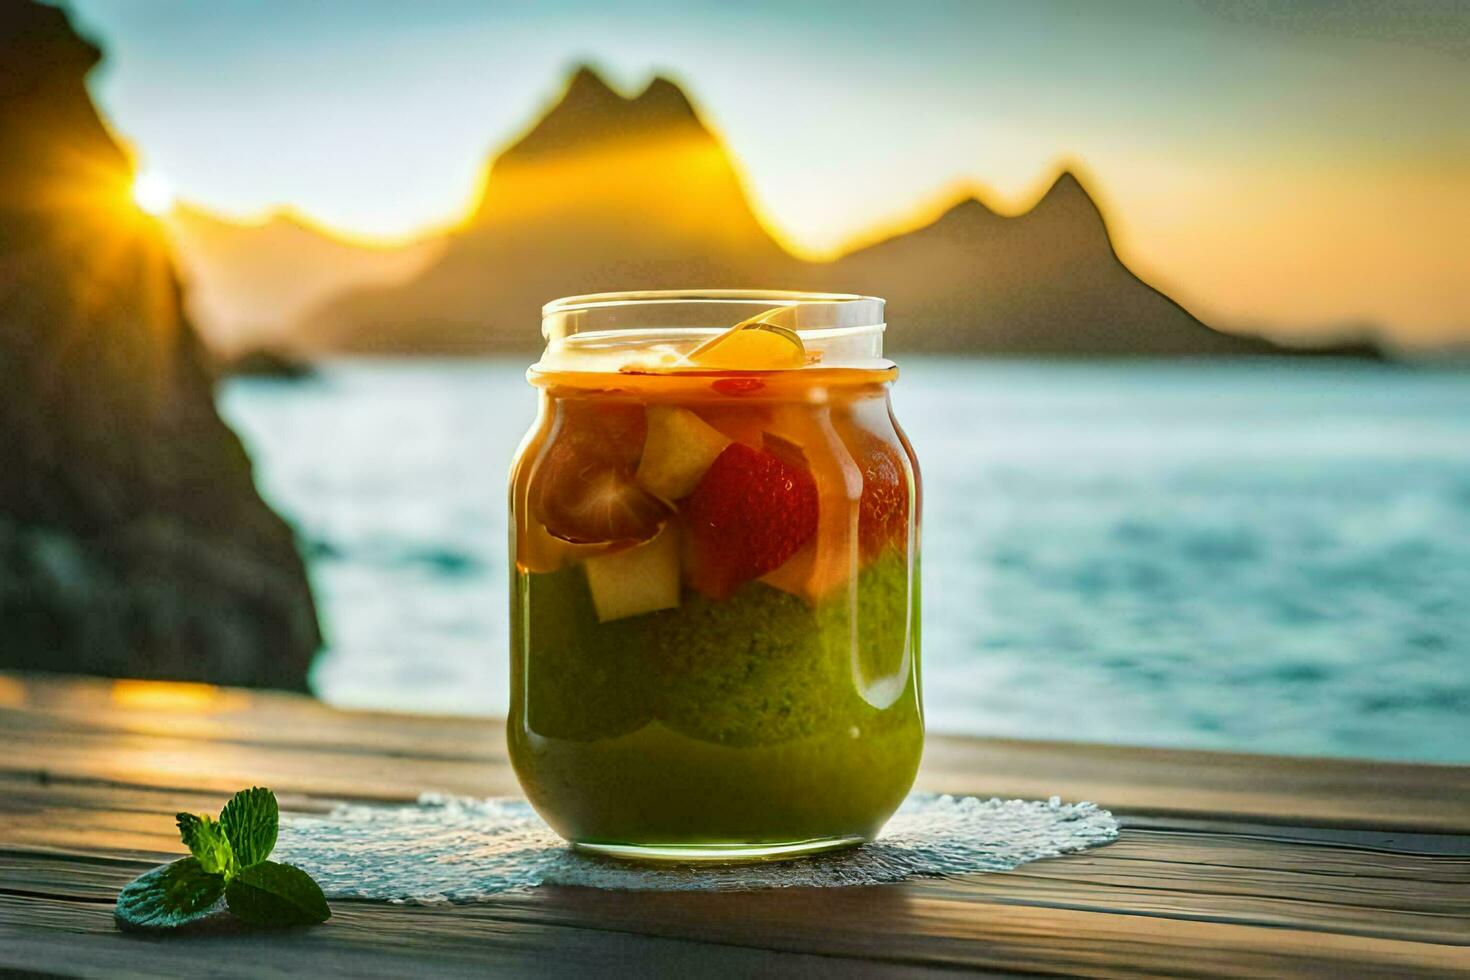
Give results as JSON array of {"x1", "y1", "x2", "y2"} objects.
[{"x1": 220, "y1": 359, "x2": 1470, "y2": 764}]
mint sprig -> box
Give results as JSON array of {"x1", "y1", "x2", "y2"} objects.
[
  {"x1": 114, "y1": 857, "x2": 226, "y2": 930},
  {"x1": 116, "y1": 787, "x2": 329, "y2": 932},
  {"x1": 220, "y1": 786, "x2": 279, "y2": 867},
  {"x1": 176, "y1": 812, "x2": 233, "y2": 876},
  {"x1": 226, "y1": 861, "x2": 332, "y2": 927}
]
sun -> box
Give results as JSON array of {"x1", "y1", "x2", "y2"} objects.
[{"x1": 132, "y1": 170, "x2": 175, "y2": 216}]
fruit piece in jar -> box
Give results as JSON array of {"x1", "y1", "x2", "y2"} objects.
[
  {"x1": 516, "y1": 515, "x2": 621, "y2": 574},
  {"x1": 833, "y1": 404, "x2": 914, "y2": 562},
  {"x1": 583, "y1": 524, "x2": 681, "y2": 622},
  {"x1": 688, "y1": 316, "x2": 805, "y2": 370},
  {"x1": 691, "y1": 403, "x2": 772, "y2": 448},
  {"x1": 532, "y1": 401, "x2": 670, "y2": 543},
  {"x1": 759, "y1": 406, "x2": 862, "y2": 604},
  {"x1": 682, "y1": 442, "x2": 818, "y2": 599},
  {"x1": 854, "y1": 432, "x2": 910, "y2": 561},
  {"x1": 635, "y1": 406, "x2": 731, "y2": 502}
]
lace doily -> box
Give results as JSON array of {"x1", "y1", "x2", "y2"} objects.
[{"x1": 277, "y1": 792, "x2": 1117, "y2": 902}]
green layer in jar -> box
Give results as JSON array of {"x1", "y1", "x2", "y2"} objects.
[{"x1": 514, "y1": 551, "x2": 918, "y2": 746}]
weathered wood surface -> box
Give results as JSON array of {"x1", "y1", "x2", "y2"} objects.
[{"x1": 1, "y1": 672, "x2": 1467, "y2": 978}]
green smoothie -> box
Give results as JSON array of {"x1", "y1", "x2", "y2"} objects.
[{"x1": 508, "y1": 553, "x2": 923, "y2": 847}]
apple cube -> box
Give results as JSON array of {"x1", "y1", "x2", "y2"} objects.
[
  {"x1": 583, "y1": 524, "x2": 681, "y2": 622},
  {"x1": 635, "y1": 406, "x2": 731, "y2": 502}
]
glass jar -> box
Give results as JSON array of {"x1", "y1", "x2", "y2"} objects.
[{"x1": 508, "y1": 290, "x2": 922, "y2": 860}]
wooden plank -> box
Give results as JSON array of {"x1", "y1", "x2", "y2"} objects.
[
  {"x1": 3, "y1": 837, "x2": 1463, "y2": 950},
  {"x1": 4, "y1": 864, "x2": 1469, "y2": 980},
  {"x1": 3, "y1": 790, "x2": 1468, "y2": 947},
  {"x1": 5, "y1": 882, "x2": 1466, "y2": 979},
  {"x1": 0, "y1": 900, "x2": 953, "y2": 980},
  {"x1": 917, "y1": 735, "x2": 1470, "y2": 833}
]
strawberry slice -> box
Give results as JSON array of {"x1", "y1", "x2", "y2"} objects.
[
  {"x1": 532, "y1": 401, "x2": 670, "y2": 544},
  {"x1": 682, "y1": 442, "x2": 818, "y2": 598}
]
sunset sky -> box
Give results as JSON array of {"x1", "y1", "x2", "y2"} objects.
[{"x1": 61, "y1": 0, "x2": 1470, "y2": 346}]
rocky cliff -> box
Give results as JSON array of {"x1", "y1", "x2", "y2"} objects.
[{"x1": 0, "y1": 1, "x2": 321, "y2": 689}]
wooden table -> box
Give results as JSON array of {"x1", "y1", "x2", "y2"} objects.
[{"x1": 1, "y1": 671, "x2": 1467, "y2": 977}]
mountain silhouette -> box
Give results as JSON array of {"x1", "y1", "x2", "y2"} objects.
[
  {"x1": 300, "y1": 66, "x2": 793, "y2": 353},
  {"x1": 293, "y1": 65, "x2": 1373, "y2": 358},
  {"x1": 811, "y1": 173, "x2": 1281, "y2": 356},
  {"x1": 164, "y1": 203, "x2": 443, "y2": 356}
]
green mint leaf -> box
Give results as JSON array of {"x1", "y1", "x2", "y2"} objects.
[
  {"x1": 219, "y1": 786, "x2": 278, "y2": 867},
  {"x1": 176, "y1": 812, "x2": 234, "y2": 876},
  {"x1": 224, "y1": 861, "x2": 330, "y2": 927},
  {"x1": 115, "y1": 857, "x2": 225, "y2": 932}
]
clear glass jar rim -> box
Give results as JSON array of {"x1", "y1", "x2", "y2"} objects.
[
  {"x1": 536, "y1": 290, "x2": 889, "y2": 373},
  {"x1": 541, "y1": 289, "x2": 884, "y2": 322}
]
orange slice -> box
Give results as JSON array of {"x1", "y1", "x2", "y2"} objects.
[{"x1": 687, "y1": 309, "x2": 805, "y2": 370}]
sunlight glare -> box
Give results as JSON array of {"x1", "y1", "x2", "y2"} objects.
[
  {"x1": 132, "y1": 170, "x2": 175, "y2": 216},
  {"x1": 111, "y1": 679, "x2": 247, "y2": 713}
]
